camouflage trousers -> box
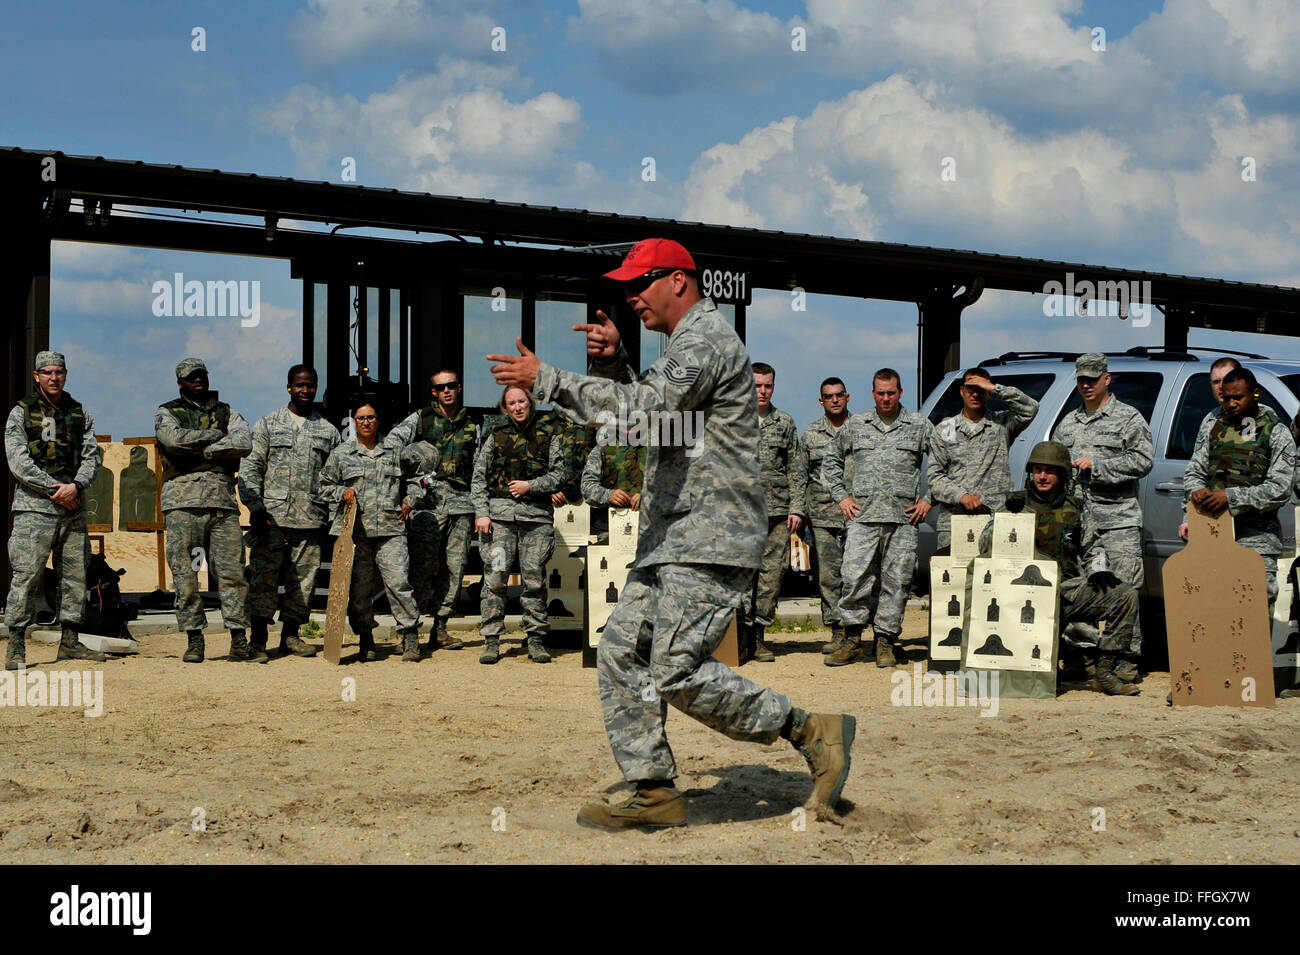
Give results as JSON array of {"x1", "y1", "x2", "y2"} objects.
[
  {"x1": 811, "y1": 523, "x2": 844, "y2": 629},
  {"x1": 348, "y1": 534, "x2": 419, "y2": 634},
  {"x1": 1060, "y1": 575, "x2": 1140, "y2": 653},
  {"x1": 743, "y1": 517, "x2": 789, "y2": 628},
  {"x1": 247, "y1": 526, "x2": 322, "y2": 626},
  {"x1": 1084, "y1": 525, "x2": 1144, "y2": 656},
  {"x1": 165, "y1": 508, "x2": 249, "y2": 632},
  {"x1": 4, "y1": 509, "x2": 87, "y2": 631},
  {"x1": 480, "y1": 520, "x2": 554, "y2": 639},
  {"x1": 838, "y1": 521, "x2": 916, "y2": 638},
  {"x1": 409, "y1": 510, "x2": 472, "y2": 618},
  {"x1": 597, "y1": 562, "x2": 793, "y2": 782}
]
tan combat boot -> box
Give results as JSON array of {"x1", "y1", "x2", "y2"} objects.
[
  {"x1": 57, "y1": 625, "x2": 106, "y2": 662},
  {"x1": 821, "y1": 626, "x2": 845, "y2": 654},
  {"x1": 1095, "y1": 654, "x2": 1140, "y2": 696},
  {"x1": 824, "y1": 625, "x2": 863, "y2": 667},
  {"x1": 577, "y1": 784, "x2": 687, "y2": 831},
  {"x1": 434, "y1": 617, "x2": 464, "y2": 650},
  {"x1": 875, "y1": 635, "x2": 898, "y2": 668},
  {"x1": 5, "y1": 629, "x2": 26, "y2": 671},
  {"x1": 792, "y1": 713, "x2": 857, "y2": 812}
]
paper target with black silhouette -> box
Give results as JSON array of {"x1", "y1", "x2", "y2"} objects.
[
  {"x1": 585, "y1": 543, "x2": 629, "y2": 648},
  {"x1": 964, "y1": 555, "x2": 1058, "y2": 673},
  {"x1": 544, "y1": 547, "x2": 586, "y2": 631},
  {"x1": 607, "y1": 507, "x2": 639, "y2": 560},
  {"x1": 929, "y1": 555, "x2": 970, "y2": 663},
  {"x1": 553, "y1": 501, "x2": 591, "y2": 546},
  {"x1": 951, "y1": 515, "x2": 991, "y2": 562}
]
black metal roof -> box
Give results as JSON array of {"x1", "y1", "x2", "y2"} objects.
[{"x1": 4, "y1": 146, "x2": 1299, "y2": 317}]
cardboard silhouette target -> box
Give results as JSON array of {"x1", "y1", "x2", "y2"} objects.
[
  {"x1": 1164, "y1": 502, "x2": 1274, "y2": 706},
  {"x1": 323, "y1": 500, "x2": 356, "y2": 665},
  {"x1": 961, "y1": 512, "x2": 1059, "y2": 699},
  {"x1": 1269, "y1": 504, "x2": 1300, "y2": 694}
]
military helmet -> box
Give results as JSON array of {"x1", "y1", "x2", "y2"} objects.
[{"x1": 1026, "y1": 441, "x2": 1071, "y2": 471}]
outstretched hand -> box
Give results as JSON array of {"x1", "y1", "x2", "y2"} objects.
[
  {"x1": 488, "y1": 338, "x2": 540, "y2": 391},
  {"x1": 572, "y1": 310, "x2": 620, "y2": 359}
]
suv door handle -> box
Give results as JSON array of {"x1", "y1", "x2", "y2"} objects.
[{"x1": 1155, "y1": 481, "x2": 1183, "y2": 493}]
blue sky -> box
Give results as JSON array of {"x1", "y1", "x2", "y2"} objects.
[{"x1": 5, "y1": 0, "x2": 1299, "y2": 436}]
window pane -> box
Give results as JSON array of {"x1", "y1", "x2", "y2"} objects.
[
  {"x1": 313, "y1": 282, "x2": 328, "y2": 400},
  {"x1": 535, "y1": 294, "x2": 588, "y2": 381},
  {"x1": 366, "y1": 287, "x2": 379, "y2": 380},
  {"x1": 1052, "y1": 372, "x2": 1163, "y2": 435},
  {"x1": 462, "y1": 286, "x2": 521, "y2": 408},
  {"x1": 389, "y1": 289, "x2": 402, "y2": 384}
]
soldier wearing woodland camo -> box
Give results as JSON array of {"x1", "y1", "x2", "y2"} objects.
[
  {"x1": 470, "y1": 386, "x2": 568, "y2": 665},
  {"x1": 1183, "y1": 367, "x2": 1295, "y2": 608},
  {"x1": 740, "y1": 362, "x2": 806, "y2": 664},
  {"x1": 581, "y1": 441, "x2": 646, "y2": 535},
  {"x1": 823, "y1": 368, "x2": 936, "y2": 669},
  {"x1": 1050, "y1": 353, "x2": 1153, "y2": 676},
  {"x1": 488, "y1": 237, "x2": 854, "y2": 831},
  {"x1": 984, "y1": 442, "x2": 1141, "y2": 696},
  {"x1": 927, "y1": 367, "x2": 1038, "y2": 550},
  {"x1": 546, "y1": 411, "x2": 597, "y2": 509},
  {"x1": 155, "y1": 358, "x2": 257, "y2": 664},
  {"x1": 800, "y1": 377, "x2": 852, "y2": 654},
  {"x1": 238, "y1": 365, "x2": 339, "y2": 659},
  {"x1": 4, "y1": 350, "x2": 107, "y2": 670},
  {"x1": 387, "y1": 369, "x2": 480, "y2": 652},
  {"x1": 318, "y1": 399, "x2": 431, "y2": 663}
]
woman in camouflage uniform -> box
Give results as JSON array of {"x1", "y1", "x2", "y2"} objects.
[
  {"x1": 471, "y1": 386, "x2": 568, "y2": 664},
  {"x1": 318, "y1": 400, "x2": 431, "y2": 663}
]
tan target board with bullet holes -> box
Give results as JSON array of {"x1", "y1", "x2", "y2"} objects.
[
  {"x1": 1162, "y1": 503, "x2": 1274, "y2": 707},
  {"x1": 323, "y1": 501, "x2": 357, "y2": 665}
]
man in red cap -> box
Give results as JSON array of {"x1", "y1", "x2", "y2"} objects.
[{"x1": 489, "y1": 238, "x2": 855, "y2": 829}]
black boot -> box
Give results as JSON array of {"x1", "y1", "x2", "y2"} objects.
[
  {"x1": 251, "y1": 617, "x2": 270, "y2": 654},
  {"x1": 5, "y1": 629, "x2": 26, "y2": 671},
  {"x1": 357, "y1": 631, "x2": 377, "y2": 663},
  {"x1": 752, "y1": 624, "x2": 775, "y2": 662},
  {"x1": 57, "y1": 624, "x2": 106, "y2": 662},
  {"x1": 737, "y1": 621, "x2": 753, "y2": 665},
  {"x1": 183, "y1": 629, "x2": 205, "y2": 663}
]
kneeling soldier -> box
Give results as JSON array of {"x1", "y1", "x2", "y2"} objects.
[{"x1": 992, "y1": 442, "x2": 1141, "y2": 695}]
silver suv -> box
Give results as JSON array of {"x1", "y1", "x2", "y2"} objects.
[{"x1": 917, "y1": 347, "x2": 1300, "y2": 599}]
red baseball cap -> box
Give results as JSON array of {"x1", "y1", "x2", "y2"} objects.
[{"x1": 602, "y1": 238, "x2": 697, "y2": 282}]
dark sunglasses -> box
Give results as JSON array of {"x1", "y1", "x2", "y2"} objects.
[
  {"x1": 433, "y1": 382, "x2": 460, "y2": 391},
  {"x1": 623, "y1": 269, "x2": 678, "y2": 294}
]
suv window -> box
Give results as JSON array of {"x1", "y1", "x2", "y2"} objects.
[
  {"x1": 1051, "y1": 372, "x2": 1163, "y2": 435},
  {"x1": 927, "y1": 373, "x2": 1056, "y2": 424},
  {"x1": 1167, "y1": 373, "x2": 1287, "y2": 460}
]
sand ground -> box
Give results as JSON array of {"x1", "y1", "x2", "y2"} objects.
[{"x1": 3, "y1": 608, "x2": 1298, "y2": 865}]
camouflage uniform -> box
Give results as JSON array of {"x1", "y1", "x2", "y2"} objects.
[
  {"x1": 822, "y1": 407, "x2": 936, "y2": 642},
  {"x1": 800, "y1": 415, "x2": 850, "y2": 629},
  {"x1": 982, "y1": 484, "x2": 1139, "y2": 653},
  {"x1": 470, "y1": 413, "x2": 567, "y2": 639},
  {"x1": 743, "y1": 405, "x2": 805, "y2": 629},
  {"x1": 580, "y1": 443, "x2": 646, "y2": 506},
  {"x1": 389, "y1": 405, "x2": 480, "y2": 618},
  {"x1": 532, "y1": 297, "x2": 792, "y2": 782},
  {"x1": 317, "y1": 440, "x2": 428, "y2": 634},
  {"x1": 928, "y1": 383, "x2": 1038, "y2": 548},
  {"x1": 1183, "y1": 406, "x2": 1295, "y2": 605},
  {"x1": 545, "y1": 411, "x2": 596, "y2": 505},
  {"x1": 4, "y1": 388, "x2": 101, "y2": 633},
  {"x1": 1051, "y1": 392, "x2": 1153, "y2": 656},
  {"x1": 155, "y1": 392, "x2": 252, "y2": 632},
  {"x1": 238, "y1": 406, "x2": 340, "y2": 626}
]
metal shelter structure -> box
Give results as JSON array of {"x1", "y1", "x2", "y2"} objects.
[{"x1": 4, "y1": 146, "x2": 1300, "y2": 589}]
